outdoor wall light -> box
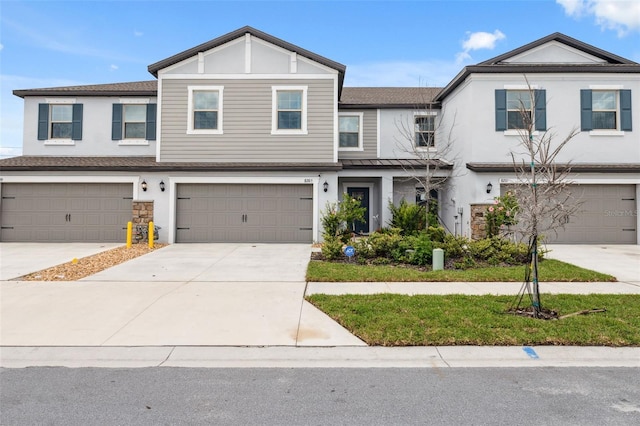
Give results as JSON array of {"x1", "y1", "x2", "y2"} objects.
[
  {"x1": 486, "y1": 182, "x2": 493, "y2": 194},
  {"x1": 159, "y1": 180, "x2": 165, "y2": 192},
  {"x1": 141, "y1": 180, "x2": 148, "y2": 192},
  {"x1": 323, "y1": 181, "x2": 329, "y2": 192}
]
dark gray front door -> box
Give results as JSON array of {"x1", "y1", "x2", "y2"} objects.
[{"x1": 347, "y1": 187, "x2": 369, "y2": 234}]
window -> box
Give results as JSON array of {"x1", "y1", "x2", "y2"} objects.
[
  {"x1": 339, "y1": 113, "x2": 363, "y2": 150},
  {"x1": 506, "y1": 91, "x2": 532, "y2": 130},
  {"x1": 187, "y1": 86, "x2": 223, "y2": 134},
  {"x1": 38, "y1": 103, "x2": 83, "y2": 141},
  {"x1": 495, "y1": 89, "x2": 546, "y2": 132},
  {"x1": 50, "y1": 105, "x2": 73, "y2": 138},
  {"x1": 415, "y1": 116, "x2": 435, "y2": 147},
  {"x1": 272, "y1": 86, "x2": 307, "y2": 134},
  {"x1": 123, "y1": 105, "x2": 147, "y2": 138},
  {"x1": 581, "y1": 89, "x2": 632, "y2": 132},
  {"x1": 111, "y1": 103, "x2": 156, "y2": 142}
]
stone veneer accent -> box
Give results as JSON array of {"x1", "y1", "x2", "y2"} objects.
[
  {"x1": 132, "y1": 201, "x2": 154, "y2": 225},
  {"x1": 470, "y1": 203, "x2": 492, "y2": 240}
]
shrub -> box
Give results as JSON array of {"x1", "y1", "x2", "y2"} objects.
[
  {"x1": 467, "y1": 236, "x2": 529, "y2": 265},
  {"x1": 388, "y1": 200, "x2": 426, "y2": 235},
  {"x1": 320, "y1": 193, "x2": 367, "y2": 243},
  {"x1": 366, "y1": 229, "x2": 404, "y2": 258},
  {"x1": 485, "y1": 192, "x2": 519, "y2": 237},
  {"x1": 321, "y1": 236, "x2": 344, "y2": 261},
  {"x1": 426, "y1": 226, "x2": 446, "y2": 243},
  {"x1": 407, "y1": 233, "x2": 433, "y2": 266}
]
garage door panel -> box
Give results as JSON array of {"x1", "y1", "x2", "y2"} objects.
[
  {"x1": 1, "y1": 183, "x2": 132, "y2": 242},
  {"x1": 505, "y1": 184, "x2": 636, "y2": 244},
  {"x1": 176, "y1": 183, "x2": 313, "y2": 243}
]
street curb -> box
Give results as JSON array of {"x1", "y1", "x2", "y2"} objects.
[{"x1": 2, "y1": 346, "x2": 639, "y2": 369}]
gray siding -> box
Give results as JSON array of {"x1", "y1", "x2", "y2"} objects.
[
  {"x1": 160, "y1": 78, "x2": 335, "y2": 162},
  {"x1": 338, "y1": 109, "x2": 378, "y2": 160}
]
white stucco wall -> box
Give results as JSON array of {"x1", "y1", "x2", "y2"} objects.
[{"x1": 22, "y1": 96, "x2": 158, "y2": 157}]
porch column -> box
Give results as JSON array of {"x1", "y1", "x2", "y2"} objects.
[{"x1": 380, "y1": 177, "x2": 394, "y2": 230}]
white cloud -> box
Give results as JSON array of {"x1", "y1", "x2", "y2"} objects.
[
  {"x1": 462, "y1": 30, "x2": 506, "y2": 51},
  {"x1": 110, "y1": 64, "x2": 119, "y2": 71},
  {"x1": 557, "y1": 0, "x2": 640, "y2": 36},
  {"x1": 134, "y1": 30, "x2": 143, "y2": 37},
  {"x1": 0, "y1": 43, "x2": 4, "y2": 51},
  {"x1": 456, "y1": 30, "x2": 506, "y2": 64}
]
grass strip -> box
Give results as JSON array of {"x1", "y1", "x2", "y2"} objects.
[
  {"x1": 306, "y1": 259, "x2": 615, "y2": 282},
  {"x1": 307, "y1": 294, "x2": 640, "y2": 346}
]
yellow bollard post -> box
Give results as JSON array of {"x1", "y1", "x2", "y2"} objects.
[
  {"x1": 126, "y1": 222, "x2": 133, "y2": 248},
  {"x1": 148, "y1": 221, "x2": 154, "y2": 249}
]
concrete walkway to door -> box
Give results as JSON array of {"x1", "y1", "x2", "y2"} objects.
[{"x1": 0, "y1": 244, "x2": 365, "y2": 347}]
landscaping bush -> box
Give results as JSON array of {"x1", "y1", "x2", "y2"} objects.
[
  {"x1": 388, "y1": 200, "x2": 426, "y2": 235},
  {"x1": 320, "y1": 193, "x2": 367, "y2": 243},
  {"x1": 321, "y1": 236, "x2": 344, "y2": 261},
  {"x1": 485, "y1": 192, "x2": 519, "y2": 238},
  {"x1": 467, "y1": 236, "x2": 530, "y2": 265},
  {"x1": 407, "y1": 233, "x2": 433, "y2": 266},
  {"x1": 366, "y1": 229, "x2": 404, "y2": 258},
  {"x1": 426, "y1": 226, "x2": 446, "y2": 243}
]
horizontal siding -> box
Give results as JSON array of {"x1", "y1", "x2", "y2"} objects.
[
  {"x1": 160, "y1": 79, "x2": 335, "y2": 162},
  {"x1": 338, "y1": 109, "x2": 378, "y2": 160}
]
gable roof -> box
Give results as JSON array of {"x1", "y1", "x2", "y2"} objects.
[
  {"x1": 147, "y1": 26, "x2": 346, "y2": 93},
  {"x1": 435, "y1": 32, "x2": 640, "y2": 102}
]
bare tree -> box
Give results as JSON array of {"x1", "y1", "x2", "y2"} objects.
[
  {"x1": 507, "y1": 80, "x2": 582, "y2": 318},
  {"x1": 393, "y1": 96, "x2": 459, "y2": 230}
]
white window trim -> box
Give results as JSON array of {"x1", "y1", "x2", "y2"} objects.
[
  {"x1": 44, "y1": 140, "x2": 75, "y2": 146},
  {"x1": 338, "y1": 112, "x2": 364, "y2": 151},
  {"x1": 588, "y1": 130, "x2": 625, "y2": 137},
  {"x1": 271, "y1": 86, "x2": 308, "y2": 135},
  {"x1": 590, "y1": 90, "x2": 620, "y2": 131},
  {"x1": 122, "y1": 104, "x2": 148, "y2": 142},
  {"x1": 413, "y1": 111, "x2": 437, "y2": 151},
  {"x1": 118, "y1": 140, "x2": 150, "y2": 146},
  {"x1": 504, "y1": 129, "x2": 540, "y2": 137},
  {"x1": 187, "y1": 85, "x2": 224, "y2": 135}
]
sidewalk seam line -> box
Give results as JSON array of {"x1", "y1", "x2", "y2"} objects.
[
  {"x1": 157, "y1": 346, "x2": 176, "y2": 367},
  {"x1": 435, "y1": 347, "x2": 451, "y2": 368}
]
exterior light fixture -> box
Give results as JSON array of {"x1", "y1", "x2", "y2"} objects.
[
  {"x1": 159, "y1": 180, "x2": 165, "y2": 192},
  {"x1": 323, "y1": 181, "x2": 329, "y2": 192},
  {"x1": 141, "y1": 180, "x2": 148, "y2": 192},
  {"x1": 486, "y1": 182, "x2": 493, "y2": 194}
]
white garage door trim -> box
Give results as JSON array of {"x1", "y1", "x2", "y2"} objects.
[
  {"x1": 168, "y1": 176, "x2": 319, "y2": 244},
  {"x1": 0, "y1": 176, "x2": 141, "y2": 198}
]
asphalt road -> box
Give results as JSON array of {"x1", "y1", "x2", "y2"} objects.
[{"x1": 1, "y1": 367, "x2": 639, "y2": 425}]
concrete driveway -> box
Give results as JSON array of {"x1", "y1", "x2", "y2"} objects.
[
  {"x1": 545, "y1": 244, "x2": 640, "y2": 284},
  {"x1": 0, "y1": 244, "x2": 365, "y2": 347}
]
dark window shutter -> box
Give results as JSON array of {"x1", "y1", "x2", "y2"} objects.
[
  {"x1": 580, "y1": 89, "x2": 593, "y2": 131},
  {"x1": 146, "y1": 104, "x2": 157, "y2": 140},
  {"x1": 71, "y1": 104, "x2": 83, "y2": 140},
  {"x1": 38, "y1": 104, "x2": 49, "y2": 140},
  {"x1": 620, "y1": 89, "x2": 632, "y2": 131},
  {"x1": 112, "y1": 104, "x2": 123, "y2": 140},
  {"x1": 495, "y1": 90, "x2": 506, "y2": 131},
  {"x1": 534, "y1": 89, "x2": 546, "y2": 131}
]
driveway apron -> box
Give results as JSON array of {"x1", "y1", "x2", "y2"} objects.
[{"x1": 1, "y1": 244, "x2": 365, "y2": 347}]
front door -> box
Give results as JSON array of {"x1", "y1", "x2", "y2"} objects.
[{"x1": 347, "y1": 187, "x2": 370, "y2": 234}]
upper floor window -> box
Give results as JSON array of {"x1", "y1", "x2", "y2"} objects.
[
  {"x1": 415, "y1": 115, "x2": 435, "y2": 147},
  {"x1": 272, "y1": 86, "x2": 307, "y2": 135},
  {"x1": 50, "y1": 105, "x2": 73, "y2": 138},
  {"x1": 124, "y1": 105, "x2": 147, "y2": 138},
  {"x1": 38, "y1": 103, "x2": 83, "y2": 142},
  {"x1": 187, "y1": 86, "x2": 223, "y2": 134},
  {"x1": 112, "y1": 103, "x2": 157, "y2": 142},
  {"x1": 581, "y1": 89, "x2": 632, "y2": 132},
  {"x1": 495, "y1": 89, "x2": 546, "y2": 132},
  {"x1": 506, "y1": 91, "x2": 531, "y2": 130},
  {"x1": 339, "y1": 113, "x2": 363, "y2": 150}
]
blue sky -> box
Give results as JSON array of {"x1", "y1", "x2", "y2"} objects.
[{"x1": 1, "y1": 0, "x2": 639, "y2": 157}]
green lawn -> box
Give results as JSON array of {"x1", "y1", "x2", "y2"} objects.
[
  {"x1": 307, "y1": 294, "x2": 640, "y2": 346},
  {"x1": 306, "y1": 259, "x2": 615, "y2": 282}
]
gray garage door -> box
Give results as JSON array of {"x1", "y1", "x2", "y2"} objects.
[
  {"x1": 176, "y1": 184, "x2": 313, "y2": 243},
  {"x1": 0, "y1": 183, "x2": 132, "y2": 242},
  {"x1": 503, "y1": 184, "x2": 637, "y2": 244}
]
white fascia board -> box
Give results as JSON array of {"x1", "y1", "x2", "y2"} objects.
[
  {"x1": 333, "y1": 75, "x2": 339, "y2": 162},
  {"x1": 160, "y1": 73, "x2": 336, "y2": 80},
  {"x1": 499, "y1": 176, "x2": 640, "y2": 184}
]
